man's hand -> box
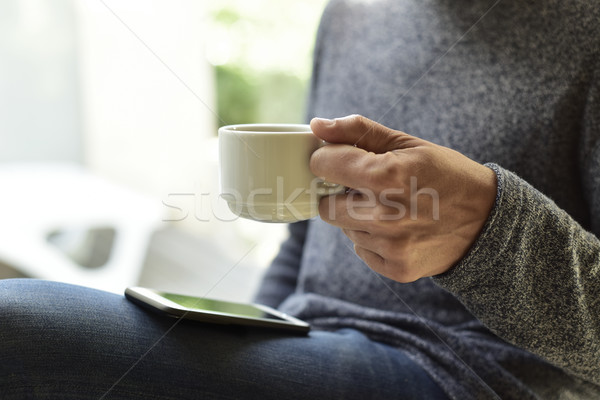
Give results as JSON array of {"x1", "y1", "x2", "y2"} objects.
[{"x1": 309, "y1": 115, "x2": 497, "y2": 282}]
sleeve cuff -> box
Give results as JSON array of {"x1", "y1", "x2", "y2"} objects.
[{"x1": 432, "y1": 163, "x2": 518, "y2": 294}]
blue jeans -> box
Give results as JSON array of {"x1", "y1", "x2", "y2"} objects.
[{"x1": 0, "y1": 279, "x2": 449, "y2": 399}]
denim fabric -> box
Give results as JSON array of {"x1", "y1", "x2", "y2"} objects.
[{"x1": 0, "y1": 279, "x2": 448, "y2": 399}]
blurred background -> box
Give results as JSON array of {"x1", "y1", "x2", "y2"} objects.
[{"x1": 0, "y1": 0, "x2": 327, "y2": 301}]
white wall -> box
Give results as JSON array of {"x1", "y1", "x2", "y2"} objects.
[
  {"x1": 0, "y1": 0, "x2": 82, "y2": 163},
  {"x1": 0, "y1": 0, "x2": 288, "y2": 293},
  {"x1": 75, "y1": 0, "x2": 287, "y2": 269},
  {"x1": 76, "y1": 0, "x2": 216, "y2": 197}
]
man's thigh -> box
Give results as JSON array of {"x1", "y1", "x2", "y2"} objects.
[{"x1": 0, "y1": 279, "x2": 447, "y2": 399}]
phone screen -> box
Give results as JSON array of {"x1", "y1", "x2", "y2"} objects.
[
  {"x1": 160, "y1": 293, "x2": 288, "y2": 321},
  {"x1": 125, "y1": 287, "x2": 310, "y2": 334}
]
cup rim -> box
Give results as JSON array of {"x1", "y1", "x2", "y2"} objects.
[{"x1": 218, "y1": 123, "x2": 311, "y2": 134}]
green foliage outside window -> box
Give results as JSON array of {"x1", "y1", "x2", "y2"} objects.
[
  {"x1": 206, "y1": 0, "x2": 327, "y2": 126},
  {"x1": 215, "y1": 65, "x2": 307, "y2": 125}
]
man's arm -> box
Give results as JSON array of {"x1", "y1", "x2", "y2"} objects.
[
  {"x1": 434, "y1": 62, "x2": 600, "y2": 385},
  {"x1": 310, "y1": 112, "x2": 600, "y2": 385},
  {"x1": 433, "y1": 165, "x2": 600, "y2": 386}
]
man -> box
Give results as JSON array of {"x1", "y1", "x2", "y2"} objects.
[{"x1": 1, "y1": 0, "x2": 599, "y2": 398}]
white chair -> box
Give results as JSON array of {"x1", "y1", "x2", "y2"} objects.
[{"x1": 0, "y1": 163, "x2": 164, "y2": 293}]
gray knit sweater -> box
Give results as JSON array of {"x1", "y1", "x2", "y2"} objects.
[{"x1": 255, "y1": 0, "x2": 600, "y2": 398}]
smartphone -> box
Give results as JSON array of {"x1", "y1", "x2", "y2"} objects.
[{"x1": 125, "y1": 286, "x2": 310, "y2": 334}]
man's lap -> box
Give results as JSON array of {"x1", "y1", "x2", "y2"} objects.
[{"x1": 0, "y1": 279, "x2": 448, "y2": 399}]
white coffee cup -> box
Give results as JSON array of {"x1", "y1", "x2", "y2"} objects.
[{"x1": 218, "y1": 123, "x2": 344, "y2": 223}]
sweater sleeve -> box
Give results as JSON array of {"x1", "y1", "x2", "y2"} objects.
[
  {"x1": 253, "y1": 221, "x2": 308, "y2": 308},
  {"x1": 433, "y1": 163, "x2": 600, "y2": 386},
  {"x1": 434, "y1": 58, "x2": 600, "y2": 385}
]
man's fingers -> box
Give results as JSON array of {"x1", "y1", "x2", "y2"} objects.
[
  {"x1": 318, "y1": 191, "x2": 410, "y2": 234},
  {"x1": 318, "y1": 192, "x2": 375, "y2": 230},
  {"x1": 310, "y1": 115, "x2": 419, "y2": 153},
  {"x1": 310, "y1": 144, "x2": 372, "y2": 191},
  {"x1": 309, "y1": 114, "x2": 426, "y2": 192},
  {"x1": 311, "y1": 144, "x2": 412, "y2": 194},
  {"x1": 353, "y1": 242, "x2": 420, "y2": 283},
  {"x1": 353, "y1": 244, "x2": 385, "y2": 270}
]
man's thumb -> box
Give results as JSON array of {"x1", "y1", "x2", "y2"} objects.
[{"x1": 310, "y1": 114, "x2": 416, "y2": 153}]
